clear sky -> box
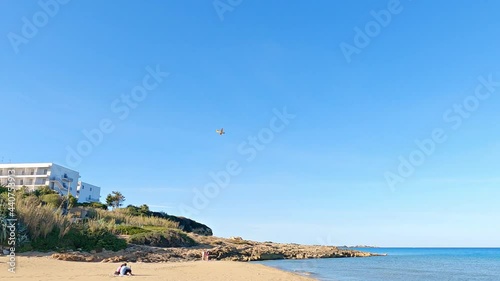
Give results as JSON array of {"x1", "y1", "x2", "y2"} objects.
[{"x1": 1, "y1": 0, "x2": 500, "y2": 247}]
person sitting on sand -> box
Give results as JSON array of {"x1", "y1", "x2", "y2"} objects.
[
  {"x1": 114, "y1": 263, "x2": 127, "y2": 275},
  {"x1": 120, "y1": 264, "x2": 133, "y2": 276}
]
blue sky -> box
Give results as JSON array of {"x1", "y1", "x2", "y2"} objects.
[{"x1": 1, "y1": 0, "x2": 500, "y2": 247}]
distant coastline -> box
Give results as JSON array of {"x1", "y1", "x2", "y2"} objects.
[{"x1": 339, "y1": 245, "x2": 379, "y2": 249}]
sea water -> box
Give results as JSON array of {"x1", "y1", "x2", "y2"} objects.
[{"x1": 255, "y1": 248, "x2": 500, "y2": 281}]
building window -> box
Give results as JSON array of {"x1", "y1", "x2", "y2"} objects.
[
  {"x1": 43, "y1": 169, "x2": 48, "y2": 174},
  {"x1": 90, "y1": 187, "x2": 92, "y2": 191},
  {"x1": 20, "y1": 179, "x2": 23, "y2": 185}
]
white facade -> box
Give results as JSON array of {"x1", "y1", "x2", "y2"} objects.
[
  {"x1": 76, "y1": 181, "x2": 101, "y2": 203},
  {"x1": 0, "y1": 163, "x2": 51, "y2": 188},
  {"x1": 0, "y1": 163, "x2": 100, "y2": 202}
]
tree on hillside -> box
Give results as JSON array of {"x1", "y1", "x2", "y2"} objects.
[
  {"x1": 124, "y1": 204, "x2": 150, "y2": 216},
  {"x1": 139, "y1": 204, "x2": 150, "y2": 215},
  {"x1": 106, "y1": 191, "x2": 126, "y2": 209},
  {"x1": 68, "y1": 195, "x2": 78, "y2": 209}
]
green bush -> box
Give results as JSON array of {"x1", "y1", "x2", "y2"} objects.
[
  {"x1": 72, "y1": 227, "x2": 127, "y2": 252},
  {"x1": 124, "y1": 204, "x2": 150, "y2": 216},
  {"x1": 68, "y1": 195, "x2": 78, "y2": 209},
  {"x1": 30, "y1": 225, "x2": 127, "y2": 252},
  {"x1": 30, "y1": 227, "x2": 69, "y2": 251},
  {"x1": 33, "y1": 186, "x2": 58, "y2": 197},
  {"x1": 77, "y1": 202, "x2": 108, "y2": 210},
  {"x1": 114, "y1": 225, "x2": 151, "y2": 235},
  {"x1": 128, "y1": 229, "x2": 196, "y2": 248},
  {"x1": 0, "y1": 185, "x2": 8, "y2": 194},
  {"x1": 18, "y1": 243, "x2": 34, "y2": 253},
  {"x1": 93, "y1": 230, "x2": 128, "y2": 251},
  {"x1": 90, "y1": 202, "x2": 108, "y2": 210},
  {"x1": 143, "y1": 226, "x2": 170, "y2": 232},
  {"x1": 40, "y1": 194, "x2": 63, "y2": 208}
]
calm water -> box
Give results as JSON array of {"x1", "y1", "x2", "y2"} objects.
[{"x1": 255, "y1": 248, "x2": 500, "y2": 281}]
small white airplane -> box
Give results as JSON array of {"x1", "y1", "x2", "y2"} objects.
[{"x1": 216, "y1": 128, "x2": 225, "y2": 135}]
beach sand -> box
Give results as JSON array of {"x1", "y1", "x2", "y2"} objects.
[{"x1": 0, "y1": 255, "x2": 317, "y2": 281}]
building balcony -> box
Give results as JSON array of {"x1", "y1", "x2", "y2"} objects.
[{"x1": 1, "y1": 174, "x2": 49, "y2": 177}]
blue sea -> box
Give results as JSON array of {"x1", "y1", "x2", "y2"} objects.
[{"x1": 255, "y1": 248, "x2": 500, "y2": 281}]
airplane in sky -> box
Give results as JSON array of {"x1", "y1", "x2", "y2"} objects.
[{"x1": 216, "y1": 128, "x2": 225, "y2": 135}]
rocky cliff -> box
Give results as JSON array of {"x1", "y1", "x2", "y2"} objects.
[{"x1": 148, "y1": 212, "x2": 213, "y2": 236}]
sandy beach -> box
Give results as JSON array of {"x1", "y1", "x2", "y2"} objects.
[{"x1": 0, "y1": 255, "x2": 317, "y2": 281}]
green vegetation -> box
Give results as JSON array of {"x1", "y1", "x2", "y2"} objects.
[
  {"x1": 29, "y1": 225, "x2": 127, "y2": 252},
  {"x1": 16, "y1": 195, "x2": 72, "y2": 240},
  {"x1": 0, "y1": 186, "x2": 211, "y2": 253},
  {"x1": 77, "y1": 201, "x2": 108, "y2": 210},
  {"x1": 40, "y1": 193, "x2": 63, "y2": 208},
  {"x1": 114, "y1": 225, "x2": 151, "y2": 235},
  {"x1": 124, "y1": 204, "x2": 150, "y2": 216},
  {"x1": 106, "y1": 191, "x2": 125, "y2": 209},
  {"x1": 121, "y1": 204, "x2": 214, "y2": 236},
  {"x1": 128, "y1": 229, "x2": 196, "y2": 247},
  {"x1": 91, "y1": 208, "x2": 180, "y2": 229},
  {"x1": 32, "y1": 186, "x2": 59, "y2": 197},
  {"x1": 68, "y1": 195, "x2": 78, "y2": 209}
]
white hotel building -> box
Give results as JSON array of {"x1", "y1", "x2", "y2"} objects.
[
  {"x1": 76, "y1": 181, "x2": 101, "y2": 203},
  {"x1": 0, "y1": 162, "x2": 101, "y2": 203}
]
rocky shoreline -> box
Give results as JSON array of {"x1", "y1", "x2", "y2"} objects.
[{"x1": 50, "y1": 235, "x2": 381, "y2": 263}]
